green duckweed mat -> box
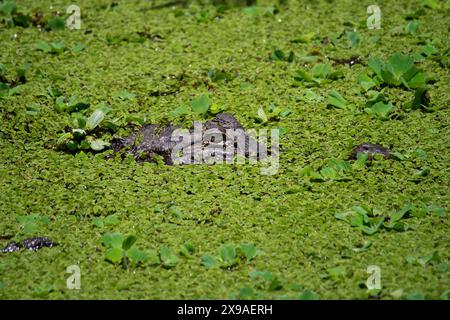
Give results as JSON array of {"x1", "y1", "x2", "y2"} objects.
[{"x1": 0, "y1": 0, "x2": 448, "y2": 299}]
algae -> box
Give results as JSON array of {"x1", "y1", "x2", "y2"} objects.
[{"x1": 0, "y1": 0, "x2": 448, "y2": 299}]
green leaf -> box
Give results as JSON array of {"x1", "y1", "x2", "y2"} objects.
[
  {"x1": 270, "y1": 49, "x2": 286, "y2": 61},
  {"x1": 159, "y1": 245, "x2": 179, "y2": 267},
  {"x1": 0, "y1": 1, "x2": 17, "y2": 15},
  {"x1": 256, "y1": 107, "x2": 268, "y2": 123},
  {"x1": 346, "y1": 31, "x2": 360, "y2": 48},
  {"x1": 381, "y1": 68, "x2": 402, "y2": 86},
  {"x1": 350, "y1": 212, "x2": 365, "y2": 227},
  {"x1": 387, "y1": 53, "x2": 415, "y2": 83},
  {"x1": 362, "y1": 218, "x2": 385, "y2": 235},
  {"x1": 358, "y1": 74, "x2": 377, "y2": 91},
  {"x1": 36, "y1": 41, "x2": 52, "y2": 53},
  {"x1": 239, "y1": 244, "x2": 257, "y2": 261},
  {"x1": 50, "y1": 41, "x2": 65, "y2": 54},
  {"x1": 54, "y1": 96, "x2": 67, "y2": 112},
  {"x1": 368, "y1": 58, "x2": 383, "y2": 77},
  {"x1": 92, "y1": 217, "x2": 104, "y2": 228},
  {"x1": 420, "y1": 45, "x2": 439, "y2": 57},
  {"x1": 104, "y1": 214, "x2": 119, "y2": 226},
  {"x1": 365, "y1": 90, "x2": 387, "y2": 108},
  {"x1": 18, "y1": 215, "x2": 49, "y2": 234},
  {"x1": 422, "y1": 0, "x2": 439, "y2": 9},
  {"x1": 334, "y1": 211, "x2": 351, "y2": 223},
  {"x1": 311, "y1": 63, "x2": 331, "y2": 79},
  {"x1": 405, "y1": 21, "x2": 419, "y2": 35},
  {"x1": 180, "y1": 242, "x2": 194, "y2": 257},
  {"x1": 46, "y1": 16, "x2": 65, "y2": 31},
  {"x1": 428, "y1": 205, "x2": 446, "y2": 217},
  {"x1": 407, "y1": 70, "x2": 426, "y2": 89},
  {"x1": 89, "y1": 139, "x2": 110, "y2": 151},
  {"x1": 101, "y1": 232, "x2": 124, "y2": 248},
  {"x1": 23, "y1": 223, "x2": 38, "y2": 234},
  {"x1": 390, "y1": 204, "x2": 413, "y2": 223},
  {"x1": 201, "y1": 255, "x2": 218, "y2": 268},
  {"x1": 335, "y1": 206, "x2": 388, "y2": 235},
  {"x1": 122, "y1": 235, "x2": 137, "y2": 250},
  {"x1": 72, "y1": 114, "x2": 87, "y2": 129},
  {"x1": 366, "y1": 101, "x2": 395, "y2": 120},
  {"x1": 219, "y1": 244, "x2": 237, "y2": 266},
  {"x1": 191, "y1": 94, "x2": 211, "y2": 115},
  {"x1": 105, "y1": 247, "x2": 123, "y2": 264},
  {"x1": 311, "y1": 63, "x2": 331, "y2": 80},
  {"x1": 6, "y1": 84, "x2": 20, "y2": 96},
  {"x1": 371, "y1": 53, "x2": 426, "y2": 90},
  {"x1": 86, "y1": 107, "x2": 111, "y2": 130},
  {"x1": 126, "y1": 247, "x2": 148, "y2": 263},
  {"x1": 65, "y1": 96, "x2": 90, "y2": 112},
  {"x1": 328, "y1": 90, "x2": 347, "y2": 109},
  {"x1": 354, "y1": 152, "x2": 368, "y2": 167}
]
